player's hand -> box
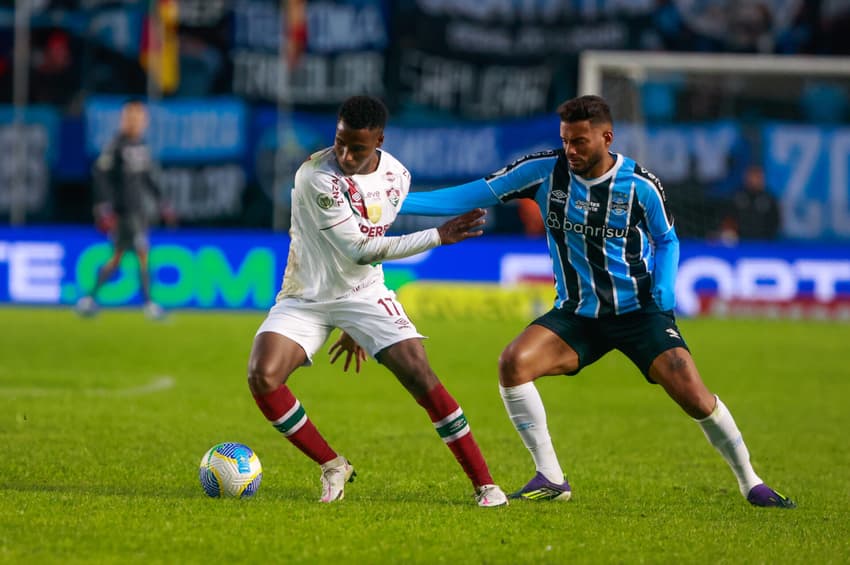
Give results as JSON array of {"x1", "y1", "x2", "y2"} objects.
[
  {"x1": 161, "y1": 204, "x2": 178, "y2": 227},
  {"x1": 653, "y1": 285, "x2": 676, "y2": 312},
  {"x1": 436, "y1": 208, "x2": 486, "y2": 245},
  {"x1": 94, "y1": 203, "x2": 117, "y2": 234},
  {"x1": 328, "y1": 331, "x2": 367, "y2": 373}
]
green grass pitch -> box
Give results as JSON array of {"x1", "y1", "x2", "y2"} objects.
[{"x1": 1, "y1": 307, "x2": 848, "y2": 564}]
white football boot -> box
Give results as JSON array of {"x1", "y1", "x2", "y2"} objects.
[
  {"x1": 475, "y1": 484, "x2": 508, "y2": 508},
  {"x1": 319, "y1": 456, "x2": 356, "y2": 503}
]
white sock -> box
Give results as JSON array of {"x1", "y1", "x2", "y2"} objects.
[
  {"x1": 697, "y1": 395, "x2": 763, "y2": 497},
  {"x1": 499, "y1": 382, "x2": 565, "y2": 484}
]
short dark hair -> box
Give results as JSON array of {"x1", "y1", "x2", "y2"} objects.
[
  {"x1": 557, "y1": 95, "x2": 612, "y2": 125},
  {"x1": 338, "y1": 95, "x2": 388, "y2": 130}
]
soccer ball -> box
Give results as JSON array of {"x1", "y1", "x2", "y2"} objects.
[{"x1": 199, "y1": 442, "x2": 263, "y2": 498}]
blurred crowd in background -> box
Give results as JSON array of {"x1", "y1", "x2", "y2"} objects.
[{"x1": 1, "y1": 0, "x2": 849, "y2": 240}]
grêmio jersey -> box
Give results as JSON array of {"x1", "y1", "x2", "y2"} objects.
[
  {"x1": 279, "y1": 147, "x2": 442, "y2": 302},
  {"x1": 400, "y1": 150, "x2": 680, "y2": 318}
]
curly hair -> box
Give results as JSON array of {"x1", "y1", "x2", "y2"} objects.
[
  {"x1": 557, "y1": 95, "x2": 612, "y2": 125},
  {"x1": 338, "y1": 95, "x2": 388, "y2": 130}
]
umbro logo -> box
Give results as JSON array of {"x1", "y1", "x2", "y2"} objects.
[
  {"x1": 665, "y1": 328, "x2": 680, "y2": 339},
  {"x1": 551, "y1": 190, "x2": 568, "y2": 202}
]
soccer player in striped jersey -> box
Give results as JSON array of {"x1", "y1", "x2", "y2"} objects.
[
  {"x1": 398, "y1": 95, "x2": 795, "y2": 508},
  {"x1": 247, "y1": 96, "x2": 507, "y2": 507}
]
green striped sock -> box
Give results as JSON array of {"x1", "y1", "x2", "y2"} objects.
[
  {"x1": 434, "y1": 407, "x2": 470, "y2": 443},
  {"x1": 272, "y1": 400, "x2": 307, "y2": 437}
]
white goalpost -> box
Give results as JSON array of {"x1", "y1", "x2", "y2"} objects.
[
  {"x1": 576, "y1": 50, "x2": 850, "y2": 241},
  {"x1": 579, "y1": 50, "x2": 850, "y2": 99}
]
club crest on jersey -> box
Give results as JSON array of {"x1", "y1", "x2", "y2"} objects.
[
  {"x1": 386, "y1": 187, "x2": 401, "y2": 207},
  {"x1": 610, "y1": 193, "x2": 629, "y2": 216}
]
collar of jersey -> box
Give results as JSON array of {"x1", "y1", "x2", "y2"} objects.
[
  {"x1": 570, "y1": 152, "x2": 623, "y2": 187},
  {"x1": 348, "y1": 149, "x2": 385, "y2": 179}
]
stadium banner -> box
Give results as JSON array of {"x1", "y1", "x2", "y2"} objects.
[
  {"x1": 389, "y1": 2, "x2": 654, "y2": 119},
  {"x1": 250, "y1": 109, "x2": 555, "y2": 191},
  {"x1": 0, "y1": 106, "x2": 60, "y2": 220},
  {"x1": 84, "y1": 96, "x2": 246, "y2": 163},
  {"x1": 231, "y1": 0, "x2": 389, "y2": 105},
  {"x1": 764, "y1": 123, "x2": 850, "y2": 240},
  {"x1": 614, "y1": 121, "x2": 746, "y2": 190},
  {"x1": 1, "y1": 227, "x2": 848, "y2": 320},
  {"x1": 157, "y1": 164, "x2": 247, "y2": 222}
]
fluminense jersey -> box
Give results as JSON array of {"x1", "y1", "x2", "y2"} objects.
[
  {"x1": 279, "y1": 147, "x2": 441, "y2": 302},
  {"x1": 400, "y1": 150, "x2": 679, "y2": 317}
]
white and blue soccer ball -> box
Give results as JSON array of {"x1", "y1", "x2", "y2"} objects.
[{"x1": 199, "y1": 442, "x2": 262, "y2": 498}]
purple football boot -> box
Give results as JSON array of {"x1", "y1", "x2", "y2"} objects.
[
  {"x1": 509, "y1": 472, "x2": 572, "y2": 501},
  {"x1": 747, "y1": 484, "x2": 796, "y2": 508}
]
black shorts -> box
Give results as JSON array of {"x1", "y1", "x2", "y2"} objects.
[
  {"x1": 111, "y1": 215, "x2": 149, "y2": 251},
  {"x1": 532, "y1": 303, "x2": 689, "y2": 382}
]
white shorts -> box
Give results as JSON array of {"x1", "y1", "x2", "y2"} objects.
[{"x1": 256, "y1": 283, "x2": 425, "y2": 365}]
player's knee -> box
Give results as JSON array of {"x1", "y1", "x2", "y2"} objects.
[
  {"x1": 498, "y1": 346, "x2": 533, "y2": 385},
  {"x1": 247, "y1": 359, "x2": 283, "y2": 394},
  {"x1": 653, "y1": 348, "x2": 692, "y2": 378}
]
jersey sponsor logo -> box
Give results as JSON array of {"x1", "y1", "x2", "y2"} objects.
[
  {"x1": 636, "y1": 165, "x2": 667, "y2": 201},
  {"x1": 329, "y1": 177, "x2": 346, "y2": 207},
  {"x1": 550, "y1": 189, "x2": 568, "y2": 202},
  {"x1": 485, "y1": 150, "x2": 558, "y2": 181},
  {"x1": 316, "y1": 193, "x2": 335, "y2": 209},
  {"x1": 545, "y1": 214, "x2": 628, "y2": 238},
  {"x1": 359, "y1": 222, "x2": 391, "y2": 237},
  {"x1": 610, "y1": 192, "x2": 629, "y2": 216},
  {"x1": 575, "y1": 200, "x2": 599, "y2": 212}
]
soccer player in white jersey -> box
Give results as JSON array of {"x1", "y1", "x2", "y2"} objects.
[{"x1": 247, "y1": 95, "x2": 507, "y2": 507}]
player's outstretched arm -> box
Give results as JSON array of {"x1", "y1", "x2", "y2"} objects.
[
  {"x1": 400, "y1": 179, "x2": 500, "y2": 216},
  {"x1": 436, "y1": 208, "x2": 487, "y2": 245}
]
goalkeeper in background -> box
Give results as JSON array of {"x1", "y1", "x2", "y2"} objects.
[
  {"x1": 75, "y1": 100, "x2": 175, "y2": 320},
  {"x1": 398, "y1": 94, "x2": 795, "y2": 509}
]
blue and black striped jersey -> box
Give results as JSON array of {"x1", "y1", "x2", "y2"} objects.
[{"x1": 400, "y1": 150, "x2": 680, "y2": 317}]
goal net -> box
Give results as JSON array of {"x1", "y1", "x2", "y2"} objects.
[{"x1": 578, "y1": 50, "x2": 850, "y2": 242}]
